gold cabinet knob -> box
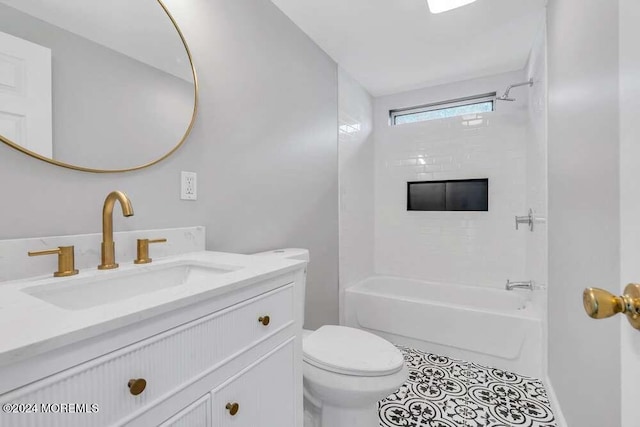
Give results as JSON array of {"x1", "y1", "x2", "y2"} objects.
[
  {"x1": 28, "y1": 246, "x2": 79, "y2": 277},
  {"x1": 225, "y1": 402, "x2": 239, "y2": 416},
  {"x1": 134, "y1": 238, "x2": 167, "y2": 264},
  {"x1": 258, "y1": 315, "x2": 270, "y2": 326},
  {"x1": 127, "y1": 378, "x2": 147, "y2": 396},
  {"x1": 583, "y1": 284, "x2": 640, "y2": 329}
]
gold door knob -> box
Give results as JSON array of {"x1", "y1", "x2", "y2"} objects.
[
  {"x1": 583, "y1": 284, "x2": 640, "y2": 329},
  {"x1": 258, "y1": 315, "x2": 270, "y2": 326},
  {"x1": 127, "y1": 378, "x2": 147, "y2": 396},
  {"x1": 225, "y1": 402, "x2": 239, "y2": 416}
]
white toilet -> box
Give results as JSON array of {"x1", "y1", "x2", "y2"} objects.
[{"x1": 253, "y1": 248, "x2": 408, "y2": 427}]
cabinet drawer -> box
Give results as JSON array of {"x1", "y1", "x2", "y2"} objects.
[
  {"x1": 0, "y1": 284, "x2": 294, "y2": 427},
  {"x1": 159, "y1": 395, "x2": 210, "y2": 427},
  {"x1": 211, "y1": 339, "x2": 295, "y2": 427}
]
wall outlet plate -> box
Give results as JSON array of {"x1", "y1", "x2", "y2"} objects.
[{"x1": 181, "y1": 171, "x2": 197, "y2": 200}]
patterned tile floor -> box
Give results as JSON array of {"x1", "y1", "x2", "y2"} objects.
[{"x1": 379, "y1": 347, "x2": 556, "y2": 427}]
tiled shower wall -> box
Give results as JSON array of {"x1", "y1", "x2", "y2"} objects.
[
  {"x1": 372, "y1": 71, "x2": 530, "y2": 287},
  {"x1": 525, "y1": 25, "x2": 549, "y2": 375},
  {"x1": 526, "y1": 27, "x2": 548, "y2": 289},
  {"x1": 338, "y1": 68, "x2": 374, "y2": 321}
]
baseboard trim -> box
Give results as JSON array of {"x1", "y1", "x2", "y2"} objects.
[{"x1": 545, "y1": 376, "x2": 568, "y2": 427}]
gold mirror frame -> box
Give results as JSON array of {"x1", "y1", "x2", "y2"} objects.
[{"x1": 0, "y1": 0, "x2": 198, "y2": 173}]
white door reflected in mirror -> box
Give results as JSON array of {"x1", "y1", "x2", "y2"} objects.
[{"x1": 0, "y1": 31, "x2": 51, "y2": 158}]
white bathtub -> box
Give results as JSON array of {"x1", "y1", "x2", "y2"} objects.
[{"x1": 344, "y1": 276, "x2": 543, "y2": 378}]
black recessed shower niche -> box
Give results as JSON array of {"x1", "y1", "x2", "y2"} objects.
[{"x1": 407, "y1": 179, "x2": 489, "y2": 211}]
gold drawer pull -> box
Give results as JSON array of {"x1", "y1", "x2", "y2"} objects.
[
  {"x1": 226, "y1": 402, "x2": 239, "y2": 416},
  {"x1": 258, "y1": 315, "x2": 270, "y2": 326},
  {"x1": 127, "y1": 378, "x2": 147, "y2": 396}
]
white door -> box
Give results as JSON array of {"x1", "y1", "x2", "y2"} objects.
[
  {"x1": 619, "y1": 1, "x2": 640, "y2": 425},
  {"x1": 583, "y1": 2, "x2": 640, "y2": 425},
  {"x1": 0, "y1": 30, "x2": 52, "y2": 157}
]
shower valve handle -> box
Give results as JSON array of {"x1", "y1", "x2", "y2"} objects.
[{"x1": 515, "y1": 209, "x2": 534, "y2": 231}]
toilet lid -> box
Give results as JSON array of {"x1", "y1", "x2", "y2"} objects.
[{"x1": 303, "y1": 326, "x2": 405, "y2": 377}]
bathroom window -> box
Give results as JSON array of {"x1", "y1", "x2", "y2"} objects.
[{"x1": 390, "y1": 93, "x2": 495, "y2": 126}]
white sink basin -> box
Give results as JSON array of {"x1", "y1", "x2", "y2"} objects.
[{"x1": 22, "y1": 261, "x2": 241, "y2": 310}]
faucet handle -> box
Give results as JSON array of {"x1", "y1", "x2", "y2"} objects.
[
  {"x1": 28, "y1": 246, "x2": 79, "y2": 277},
  {"x1": 134, "y1": 238, "x2": 167, "y2": 264}
]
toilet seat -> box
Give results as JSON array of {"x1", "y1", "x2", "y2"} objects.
[{"x1": 303, "y1": 326, "x2": 405, "y2": 377}]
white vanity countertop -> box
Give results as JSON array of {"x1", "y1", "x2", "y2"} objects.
[{"x1": 0, "y1": 251, "x2": 305, "y2": 367}]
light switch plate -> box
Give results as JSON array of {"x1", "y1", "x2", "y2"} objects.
[{"x1": 181, "y1": 171, "x2": 197, "y2": 200}]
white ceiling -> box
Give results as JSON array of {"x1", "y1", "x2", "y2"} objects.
[
  {"x1": 0, "y1": 0, "x2": 193, "y2": 81},
  {"x1": 271, "y1": 0, "x2": 546, "y2": 96}
]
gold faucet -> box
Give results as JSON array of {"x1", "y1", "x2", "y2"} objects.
[
  {"x1": 28, "y1": 246, "x2": 79, "y2": 277},
  {"x1": 98, "y1": 191, "x2": 134, "y2": 270},
  {"x1": 134, "y1": 238, "x2": 167, "y2": 264}
]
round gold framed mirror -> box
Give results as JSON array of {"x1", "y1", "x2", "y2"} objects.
[{"x1": 0, "y1": 0, "x2": 198, "y2": 173}]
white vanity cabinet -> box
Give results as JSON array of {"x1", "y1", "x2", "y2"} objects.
[
  {"x1": 210, "y1": 340, "x2": 295, "y2": 427},
  {"x1": 0, "y1": 266, "x2": 304, "y2": 427},
  {"x1": 157, "y1": 336, "x2": 295, "y2": 427},
  {"x1": 159, "y1": 396, "x2": 211, "y2": 427}
]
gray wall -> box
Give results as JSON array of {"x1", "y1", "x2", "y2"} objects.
[
  {"x1": 0, "y1": 0, "x2": 339, "y2": 329},
  {"x1": 547, "y1": 1, "x2": 621, "y2": 425},
  {"x1": 0, "y1": 3, "x2": 194, "y2": 170}
]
